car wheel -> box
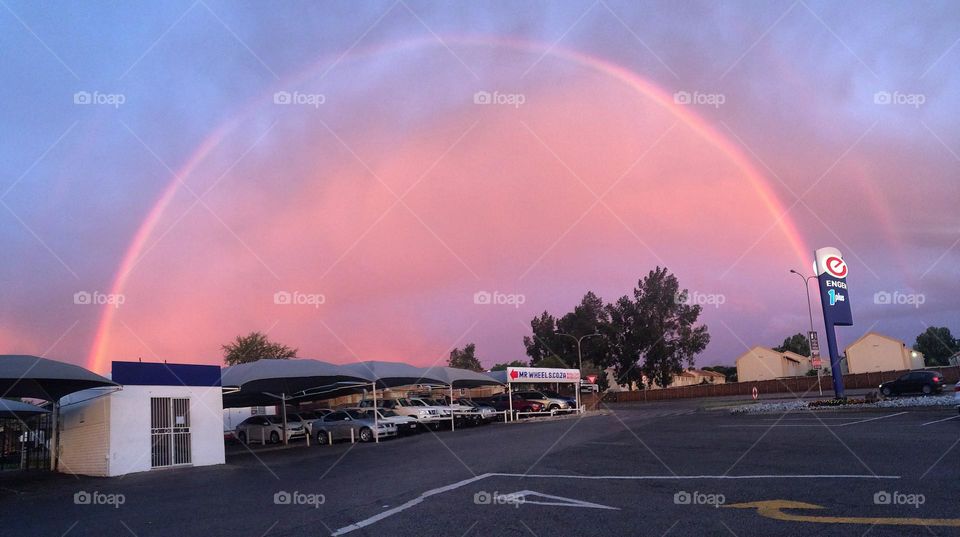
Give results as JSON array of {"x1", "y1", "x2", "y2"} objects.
[
  {"x1": 881, "y1": 387, "x2": 892, "y2": 397},
  {"x1": 359, "y1": 427, "x2": 374, "y2": 442},
  {"x1": 269, "y1": 431, "x2": 280, "y2": 444},
  {"x1": 238, "y1": 431, "x2": 247, "y2": 444},
  {"x1": 316, "y1": 431, "x2": 329, "y2": 445},
  {"x1": 922, "y1": 384, "x2": 932, "y2": 395},
  {"x1": 549, "y1": 404, "x2": 560, "y2": 411}
]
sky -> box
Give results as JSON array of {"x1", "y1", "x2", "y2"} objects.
[{"x1": 1, "y1": 1, "x2": 958, "y2": 374}]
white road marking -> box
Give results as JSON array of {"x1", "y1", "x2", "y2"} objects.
[
  {"x1": 506, "y1": 490, "x2": 619, "y2": 510},
  {"x1": 723, "y1": 412, "x2": 908, "y2": 428},
  {"x1": 330, "y1": 473, "x2": 900, "y2": 536},
  {"x1": 921, "y1": 415, "x2": 960, "y2": 426}
]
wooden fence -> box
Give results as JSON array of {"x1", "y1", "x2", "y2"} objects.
[{"x1": 604, "y1": 366, "x2": 960, "y2": 403}]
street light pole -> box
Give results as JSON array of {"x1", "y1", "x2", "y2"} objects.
[
  {"x1": 557, "y1": 332, "x2": 602, "y2": 373},
  {"x1": 790, "y1": 269, "x2": 821, "y2": 396}
]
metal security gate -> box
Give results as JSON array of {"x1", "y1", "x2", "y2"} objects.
[{"x1": 150, "y1": 397, "x2": 191, "y2": 468}]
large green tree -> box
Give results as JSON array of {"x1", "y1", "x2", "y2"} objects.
[
  {"x1": 914, "y1": 327, "x2": 959, "y2": 366},
  {"x1": 447, "y1": 343, "x2": 484, "y2": 372},
  {"x1": 774, "y1": 333, "x2": 811, "y2": 356},
  {"x1": 222, "y1": 331, "x2": 297, "y2": 366},
  {"x1": 522, "y1": 311, "x2": 568, "y2": 366}
]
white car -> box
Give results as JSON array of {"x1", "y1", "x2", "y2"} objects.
[
  {"x1": 376, "y1": 398, "x2": 447, "y2": 428},
  {"x1": 235, "y1": 415, "x2": 306, "y2": 444},
  {"x1": 348, "y1": 407, "x2": 420, "y2": 435}
]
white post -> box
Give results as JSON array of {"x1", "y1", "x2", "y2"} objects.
[
  {"x1": 281, "y1": 394, "x2": 288, "y2": 445},
  {"x1": 508, "y1": 382, "x2": 513, "y2": 422},
  {"x1": 450, "y1": 385, "x2": 455, "y2": 431},
  {"x1": 575, "y1": 381, "x2": 582, "y2": 414},
  {"x1": 372, "y1": 382, "x2": 379, "y2": 444},
  {"x1": 350, "y1": 428, "x2": 355, "y2": 444},
  {"x1": 260, "y1": 426, "x2": 265, "y2": 445}
]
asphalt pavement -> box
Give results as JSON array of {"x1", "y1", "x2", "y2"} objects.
[{"x1": 2, "y1": 399, "x2": 958, "y2": 537}]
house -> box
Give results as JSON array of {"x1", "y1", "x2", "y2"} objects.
[
  {"x1": 844, "y1": 332, "x2": 925, "y2": 374},
  {"x1": 735, "y1": 346, "x2": 812, "y2": 382},
  {"x1": 58, "y1": 361, "x2": 224, "y2": 477},
  {"x1": 665, "y1": 368, "x2": 727, "y2": 387}
]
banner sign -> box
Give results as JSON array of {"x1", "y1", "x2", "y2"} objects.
[
  {"x1": 507, "y1": 367, "x2": 580, "y2": 383},
  {"x1": 814, "y1": 247, "x2": 852, "y2": 398}
]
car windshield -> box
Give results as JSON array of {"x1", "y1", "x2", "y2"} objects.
[
  {"x1": 410, "y1": 399, "x2": 429, "y2": 406},
  {"x1": 264, "y1": 416, "x2": 282, "y2": 424},
  {"x1": 423, "y1": 399, "x2": 442, "y2": 406},
  {"x1": 344, "y1": 410, "x2": 364, "y2": 419},
  {"x1": 378, "y1": 410, "x2": 398, "y2": 418},
  {"x1": 541, "y1": 391, "x2": 563, "y2": 398},
  {"x1": 393, "y1": 398, "x2": 410, "y2": 406}
]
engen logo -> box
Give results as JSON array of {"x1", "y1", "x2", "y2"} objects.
[{"x1": 824, "y1": 256, "x2": 847, "y2": 278}]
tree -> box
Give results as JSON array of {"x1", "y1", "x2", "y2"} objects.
[
  {"x1": 634, "y1": 267, "x2": 711, "y2": 388},
  {"x1": 914, "y1": 327, "x2": 959, "y2": 366},
  {"x1": 448, "y1": 343, "x2": 484, "y2": 372},
  {"x1": 557, "y1": 291, "x2": 610, "y2": 369},
  {"x1": 490, "y1": 360, "x2": 528, "y2": 371},
  {"x1": 774, "y1": 333, "x2": 810, "y2": 356},
  {"x1": 601, "y1": 295, "x2": 646, "y2": 390},
  {"x1": 222, "y1": 331, "x2": 297, "y2": 366},
  {"x1": 522, "y1": 311, "x2": 568, "y2": 366}
]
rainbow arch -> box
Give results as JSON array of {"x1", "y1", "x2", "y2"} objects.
[{"x1": 87, "y1": 35, "x2": 810, "y2": 373}]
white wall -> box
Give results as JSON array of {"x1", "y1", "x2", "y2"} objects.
[
  {"x1": 58, "y1": 390, "x2": 111, "y2": 476},
  {"x1": 58, "y1": 385, "x2": 225, "y2": 477}
]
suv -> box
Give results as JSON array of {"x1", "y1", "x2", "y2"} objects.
[
  {"x1": 235, "y1": 415, "x2": 306, "y2": 444},
  {"x1": 375, "y1": 399, "x2": 446, "y2": 428},
  {"x1": 514, "y1": 390, "x2": 571, "y2": 411},
  {"x1": 879, "y1": 371, "x2": 945, "y2": 396}
]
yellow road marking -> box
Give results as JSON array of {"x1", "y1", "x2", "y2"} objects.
[{"x1": 725, "y1": 500, "x2": 960, "y2": 527}]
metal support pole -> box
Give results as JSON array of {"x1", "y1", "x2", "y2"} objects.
[
  {"x1": 50, "y1": 401, "x2": 60, "y2": 471},
  {"x1": 507, "y1": 382, "x2": 513, "y2": 422},
  {"x1": 450, "y1": 385, "x2": 455, "y2": 431},
  {"x1": 281, "y1": 393, "x2": 288, "y2": 445},
  {"x1": 372, "y1": 382, "x2": 379, "y2": 444}
]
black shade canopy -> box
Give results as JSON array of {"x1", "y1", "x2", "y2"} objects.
[
  {"x1": 0, "y1": 355, "x2": 117, "y2": 401},
  {"x1": 340, "y1": 361, "x2": 448, "y2": 388},
  {"x1": 0, "y1": 398, "x2": 50, "y2": 418},
  {"x1": 421, "y1": 366, "x2": 503, "y2": 388},
  {"x1": 221, "y1": 358, "x2": 370, "y2": 408}
]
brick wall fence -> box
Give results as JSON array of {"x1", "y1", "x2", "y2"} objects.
[{"x1": 602, "y1": 366, "x2": 960, "y2": 403}]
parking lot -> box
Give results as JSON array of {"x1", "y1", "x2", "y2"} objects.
[{"x1": 2, "y1": 400, "x2": 958, "y2": 536}]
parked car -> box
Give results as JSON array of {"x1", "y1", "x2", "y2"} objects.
[
  {"x1": 879, "y1": 371, "x2": 945, "y2": 396},
  {"x1": 513, "y1": 390, "x2": 571, "y2": 411},
  {"x1": 536, "y1": 389, "x2": 578, "y2": 409},
  {"x1": 348, "y1": 407, "x2": 420, "y2": 435},
  {"x1": 312, "y1": 410, "x2": 397, "y2": 444},
  {"x1": 451, "y1": 397, "x2": 498, "y2": 423},
  {"x1": 287, "y1": 411, "x2": 323, "y2": 436},
  {"x1": 484, "y1": 393, "x2": 544, "y2": 416},
  {"x1": 369, "y1": 399, "x2": 446, "y2": 428},
  {"x1": 235, "y1": 415, "x2": 306, "y2": 444}
]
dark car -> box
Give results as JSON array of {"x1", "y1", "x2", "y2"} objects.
[
  {"x1": 879, "y1": 371, "x2": 945, "y2": 396},
  {"x1": 485, "y1": 393, "x2": 543, "y2": 415}
]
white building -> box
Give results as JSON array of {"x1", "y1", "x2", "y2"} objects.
[
  {"x1": 58, "y1": 361, "x2": 224, "y2": 477},
  {"x1": 735, "y1": 346, "x2": 813, "y2": 382},
  {"x1": 844, "y1": 332, "x2": 925, "y2": 373}
]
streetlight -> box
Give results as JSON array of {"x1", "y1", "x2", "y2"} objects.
[
  {"x1": 557, "y1": 332, "x2": 603, "y2": 373},
  {"x1": 789, "y1": 269, "x2": 821, "y2": 396}
]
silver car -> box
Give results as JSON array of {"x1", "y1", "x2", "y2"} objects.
[
  {"x1": 235, "y1": 415, "x2": 306, "y2": 445},
  {"x1": 312, "y1": 409, "x2": 397, "y2": 444}
]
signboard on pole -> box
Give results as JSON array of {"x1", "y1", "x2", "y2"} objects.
[
  {"x1": 808, "y1": 331, "x2": 819, "y2": 354},
  {"x1": 815, "y1": 247, "x2": 853, "y2": 398},
  {"x1": 507, "y1": 367, "x2": 581, "y2": 383}
]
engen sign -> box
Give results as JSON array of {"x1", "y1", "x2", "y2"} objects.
[
  {"x1": 506, "y1": 367, "x2": 580, "y2": 383},
  {"x1": 814, "y1": 246, "x2": 853, "y2": 398}
]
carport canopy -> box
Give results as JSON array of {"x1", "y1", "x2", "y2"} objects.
[
  {"x1": 0, "y1": 398, "x2": 50, "y2": 418},
  {"x1": 339, "y1": 360, "x2": 449, "y2": 388},
  {"x1": 221, "y1": 358, "x2": 371, "y2": 408},
  {"x1": 0, "y1": 355, "x2": 117, "y2": 401}
]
